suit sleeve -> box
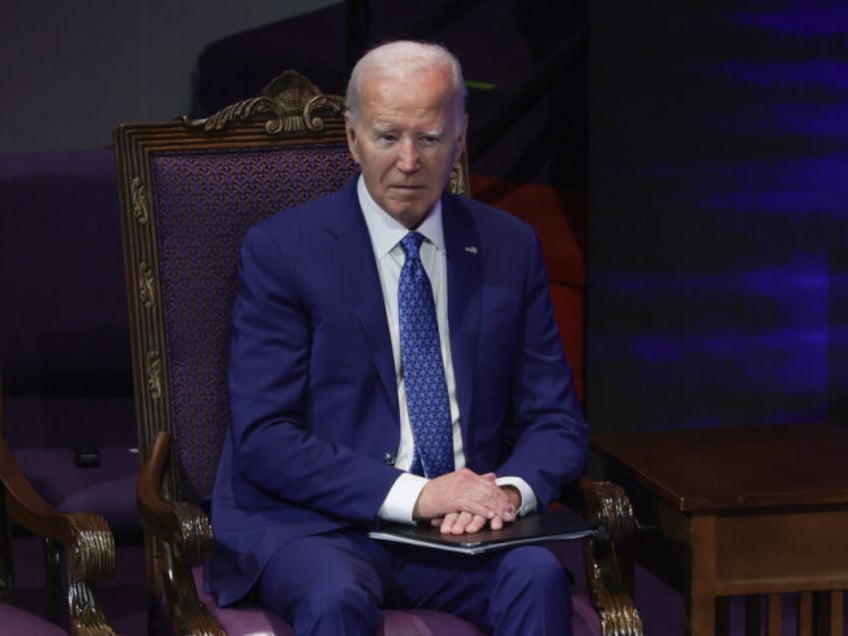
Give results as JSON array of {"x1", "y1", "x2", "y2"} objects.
[
  {"x1": 227, "y1": 222, "x2": 400, "y2": 523},
  {"x1": 494, "y1": 227, "x2": 589, "y2": 507}
]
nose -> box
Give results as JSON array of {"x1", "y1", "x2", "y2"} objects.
[{"x1": 396, "y1": 137, "x2": 420, "y2": 173}]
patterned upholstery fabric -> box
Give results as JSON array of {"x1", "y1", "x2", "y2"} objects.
[{"x1": 148, "y1": 145, "x2": 357, "y2": 502}]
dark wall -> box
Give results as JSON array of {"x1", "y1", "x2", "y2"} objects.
[
  {"x1": 192, "y1": 0, "x2": 588, "y2": 190},
  {"x1": 10, "y1": 0, "x2": 843, "y2": 437},
  {"x1": 0, "y1": 1, "x2": 331, "y2": 154},
  {"x1": 588, "y1": 2, "x2": 848, "y2": 432}
]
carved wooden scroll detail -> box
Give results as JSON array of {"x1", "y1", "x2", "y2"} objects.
[
  {"x1": 131, "y1": 176, "x2": 149, "y2": 224},
  {"x1": 138, "y1": 261, "x2": 156, "y2": 310},
  {"x1": 183, "y1": 69, "x2": 345, "y2": 136},
  {"x1": 146, "y1": 350, "x2": 162, "y2": 401},
  {"x1": 66, "y1": 513, "x2": 117, "y2": 635}
]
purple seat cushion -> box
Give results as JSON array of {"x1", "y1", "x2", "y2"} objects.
[
  {"x1": 192, "y1": 564, "x2": 601, "y2": 635},
  {"x1": 0, "y1": 604, "x2": 68, "y2": 635},
  {"x1": 11, "y1": 446, "x2": 141, "y2": 543},
  {"x1": 571, "y1": 596, "x2": 603, "y2": 635}
]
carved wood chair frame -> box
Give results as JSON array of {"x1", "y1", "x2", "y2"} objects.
[{"x1": 114, "y1": 70, "x2": 642, "y2": 636}]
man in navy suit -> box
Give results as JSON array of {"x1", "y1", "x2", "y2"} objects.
[{"x1": 208, "y1": 40, "x2": 588, "y2": 634}]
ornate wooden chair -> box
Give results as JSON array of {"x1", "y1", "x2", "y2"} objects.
[
  {"x1": 0, "y1": 373, "x2": 117, "y2": 635},
  {"x1": 114, "y1": 70, "x2": 642, "y2": 635}
]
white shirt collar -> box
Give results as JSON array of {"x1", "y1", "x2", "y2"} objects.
[{"x1": 357, "y1": 175, "x2": 445, "y2": 259}]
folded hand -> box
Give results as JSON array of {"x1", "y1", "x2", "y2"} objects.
[{"x1": 413, "y1": 469, "x2": 519, "y2": 533}]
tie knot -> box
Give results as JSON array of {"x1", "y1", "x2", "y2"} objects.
[{"x1": 400, "y1": 232, "x2": 424, "y2": 260}]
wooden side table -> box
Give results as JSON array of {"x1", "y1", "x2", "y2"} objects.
[{"x1": 591, "y1": 423, "x2": 848, "y2": 636}]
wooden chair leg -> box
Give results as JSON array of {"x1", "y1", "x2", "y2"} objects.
[{"x1": 44, "y1": 538, "x2": 61, "y2": 624}]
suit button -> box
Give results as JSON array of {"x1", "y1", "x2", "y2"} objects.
[{"x1": 384, "y1": 452, "x2": 396, "y2": 465}]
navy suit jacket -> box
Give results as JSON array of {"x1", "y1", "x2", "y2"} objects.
[{"x1": 208, "y1": 178, "x2": 588, "y2": 606}]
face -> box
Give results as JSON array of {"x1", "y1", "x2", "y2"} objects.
[{"x1": 345, "y1": 67, "x2": 466, "y2": 229}]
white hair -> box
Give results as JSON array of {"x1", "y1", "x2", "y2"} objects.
[{"x1": 345, "y1": 40, "x2": 467, "y2": 128}]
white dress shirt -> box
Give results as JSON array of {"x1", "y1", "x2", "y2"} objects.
[{"x1": 356, "y1": 176, "x2": 536, "y2": 523}]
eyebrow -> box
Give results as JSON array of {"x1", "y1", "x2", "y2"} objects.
[{"x1": 371, "y1": 124, "x2": 444, "y2": 137}]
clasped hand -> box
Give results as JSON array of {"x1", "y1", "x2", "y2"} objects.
[{"x1": 413, "y1": 469, "x2": 520, "y2": 535}]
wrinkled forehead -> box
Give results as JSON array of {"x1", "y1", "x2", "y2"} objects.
[
  {"x1": 362, "y1": 62, "x2": 452, "y2": 92},
  {"x1": 361, "y1": 69, "x2": 459, "y2": 119}
]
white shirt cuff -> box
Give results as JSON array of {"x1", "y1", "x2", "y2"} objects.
[
  {"x1": 378, "y1": 472, "x2": 429, "y2": 524},
  {"x1": 495, "y1": 476, "x2": 538, "y2": 517}
]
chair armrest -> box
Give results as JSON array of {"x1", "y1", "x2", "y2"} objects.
[
  {"x1": 0, "y1": 436, "x2": 116, "y2": 635},
  {"x1": 137, "y1": 431, "x2": 213, "y2": 564},
  {"x1": 138, "y1": 431, "x2": 222, "y2": 636},
  {"x1": 577, "y1": 477, "x2": 644, "y2": 636}
]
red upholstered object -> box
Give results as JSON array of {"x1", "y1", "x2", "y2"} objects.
[{"x1": 470, "y1": 174, "x2": 587, "y2": 403}]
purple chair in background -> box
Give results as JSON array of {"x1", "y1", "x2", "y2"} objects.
[
  {"x1": 0, "y1": 146, "x2": 143, "y2": 632},
  {"x1": 114, "y1": 70, "x2": 642, "y2": 635},
  {"x1": 0, "y1": 148, "x2": 141, "y2": 547},
  {"x1": 0, "y1": 374, "x2": 118, "y2": 635}
]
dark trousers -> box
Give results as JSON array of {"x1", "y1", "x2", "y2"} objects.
[{"x1": 256, "y1": 529, "x2": 573, "y2": 635}]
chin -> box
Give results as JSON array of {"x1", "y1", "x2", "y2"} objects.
[{"x1": 390, "y1": 208, "x2": 428, "y2": 229}]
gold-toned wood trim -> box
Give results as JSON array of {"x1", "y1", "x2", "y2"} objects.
[
  {"x1": 138, "y1": 433, "x2": 222, "y2": 636},
  {"x1": 0, "y1": 430, "x2": 117, "y2": 634},
  {"x1": 130, "y1": 175, "x2": 149, "y2": 224},
  {"x1": 138, "y1": 261, "x2": 156, "y2": 310},
  {"x1": 112, "y1": 67, "x2": 586, "y2": 635},
  {"x1": 183, "y1": 69, "x2": 345, "y2": 136},
  {"x1": 146, "y1": 350, "x2": 162, "y2": 401},
  {"x1": 578, "y1": 478, "x2": 645, "y2": 635}
]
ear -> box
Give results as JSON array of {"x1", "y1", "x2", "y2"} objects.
[{"x1": 344, "y1": 112, "x2": 361, "y2": 165}]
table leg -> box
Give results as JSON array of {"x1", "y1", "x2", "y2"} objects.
[{"x1": 686, "y1": 516, "x2": 717, "y2": 636}]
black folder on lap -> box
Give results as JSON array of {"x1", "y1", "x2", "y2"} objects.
[{"x1": 368, "y1": 507, "x2": 602, "y2": 555}]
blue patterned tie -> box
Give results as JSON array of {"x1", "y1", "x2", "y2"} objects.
[{"x1": 398, "y1": 232, "x2": 454, "y2": 478}]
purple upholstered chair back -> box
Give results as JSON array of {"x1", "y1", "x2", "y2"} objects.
[
  {"x1": 114, "y1": 70, "x2": 491, "y2": 636},
  {"x1": 117, "y1": 71, "x2": 467, "y2": 511},
  {"x1": 116, "y1": 72, "x2": 363, "y2": 506},
  {"x1": 148, "y1": 145, "x2": 356, "y2": 504},
  {"x1": 113, "y1": 68, "x2": 637, "y2": 636}
]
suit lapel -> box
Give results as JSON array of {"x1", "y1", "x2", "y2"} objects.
[
  {"x1": 324, "y1": 182, "x2": 399, "y2": 416},
  {"x1": 442, "y1": 195, "x2": 482, "y2": 444}
]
